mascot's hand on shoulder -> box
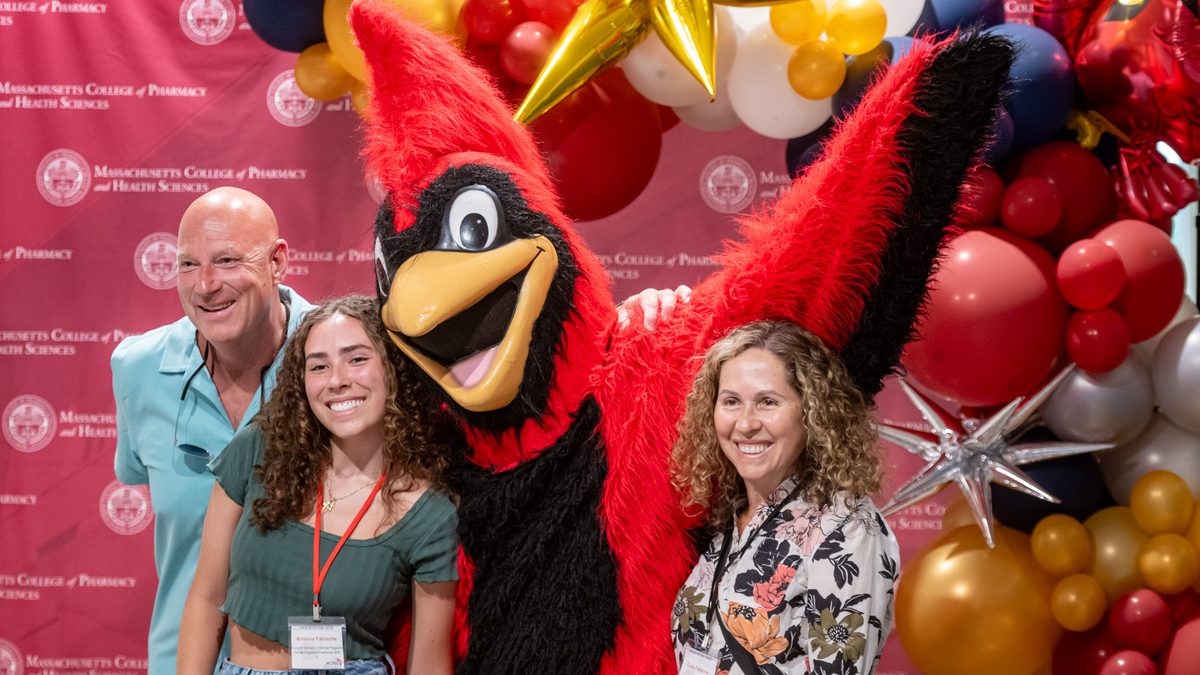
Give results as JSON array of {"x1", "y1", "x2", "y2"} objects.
[{"x1": 352, "y1": 1, "x2": 1013, "y2": 672}]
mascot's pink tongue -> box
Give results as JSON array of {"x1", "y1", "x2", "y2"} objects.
[{"x1": 449, "y1": 347, "x2": 498, "y2": 388}]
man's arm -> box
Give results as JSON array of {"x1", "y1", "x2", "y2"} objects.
[{"x1": 111, "y1": 346, "x2": 149, "y2": 485}]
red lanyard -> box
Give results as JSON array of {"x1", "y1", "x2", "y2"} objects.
[{"x1": 312, "y1": 473, "x2": 386, "y2": 620}]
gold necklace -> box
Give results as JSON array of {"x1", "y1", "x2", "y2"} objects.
[{"x1": 321, "y1": 479, "x2": 376, "y2": 514}]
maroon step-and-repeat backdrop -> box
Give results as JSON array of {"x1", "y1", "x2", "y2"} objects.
[{"x1": 0, "y1": 3, "x2": 948, "y2": 674}]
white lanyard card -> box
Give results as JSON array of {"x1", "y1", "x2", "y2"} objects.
[
  {"x1": 288, "y1": 615, "x2": 348, "y2": 670},
  {"x1": 679, "y1": 643, "x2": 720, "y2": 675}
]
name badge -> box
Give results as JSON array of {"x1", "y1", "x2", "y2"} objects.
[
  {"x1": 679, "y1": 643, "x2": 720, "y2": 675},
  {"x1": 288, "y1": 616, "x2": 347, "y2": 670}
]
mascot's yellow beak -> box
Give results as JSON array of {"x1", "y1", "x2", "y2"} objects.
[{"x1": 380, "y1": 237, "x2": 558, "y2": 412}]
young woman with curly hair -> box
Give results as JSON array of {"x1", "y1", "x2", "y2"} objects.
[
  {"x1": 178, "y1": 295, "x2": 461, "y2": 675},
  {"x1": 671, "y1": 321, "x2": 899, "y2": 675}
]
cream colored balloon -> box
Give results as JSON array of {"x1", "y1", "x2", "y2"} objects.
[{"x1": 625, "y1": 6, "x2": 739, "y2": 107}]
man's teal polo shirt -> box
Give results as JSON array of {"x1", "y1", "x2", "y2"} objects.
[{"x1": 111, "y1": 286, "x2": 313, "y2": 675}]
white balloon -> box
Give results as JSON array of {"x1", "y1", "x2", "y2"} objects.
[
  {"x1": 624, "y1": 6, "x2": 739, "y2": 107},
  {"x1": 726, "y1": 23, "x2": 833, "y2": 139},
  {"x1": 727, "y1": 6, "x2": 769, "y2": 37},
  {"x1": 674, "y1": 78, "x2": 741, "y2": 132},
  {"x1": 1152, "y1": 316, "x2": 1200, "y2": 433},
  {"x1": 1130, "y1": 294, "x2": 1198, "y2": 364},
  {"x1": 880, "y1": 0, "x2": 926, "y2": 38},
  {"x1": 1042, "y1": 354, "x2": 1155, "y2": 446},
  {"x1": 1098, "y1": 414, "x2": 1200, "y2": 505}
]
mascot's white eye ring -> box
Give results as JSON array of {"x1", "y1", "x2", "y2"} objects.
[
  {"x1": 447, "y1": 188, "x2": 500, "y2": 251},
  {"x1": 374, "y1": 237, "x2": 389, "y2": 296}
]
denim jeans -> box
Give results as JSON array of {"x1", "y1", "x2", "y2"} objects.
[{"x1": 217, "y1": 657, "x2": 390, "y2": 675}]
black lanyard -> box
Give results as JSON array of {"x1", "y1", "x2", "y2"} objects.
[{"x1": 704, "y1": 485, "x2": 803, "y2": 638}]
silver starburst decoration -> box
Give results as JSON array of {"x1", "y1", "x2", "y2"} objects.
[{"x1": 880, "y1": 365, "x2": 1114, "y2": 547}]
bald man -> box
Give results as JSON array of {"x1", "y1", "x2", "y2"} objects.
[{"x1": 112, "y1": 188, "x2": 315, "y2": 674}]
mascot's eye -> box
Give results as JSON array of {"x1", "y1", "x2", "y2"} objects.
[
  {"x1": 440, "y1": 186, "x2": 507, "y2": 252},
  {"x1": 374, "y1": 237, "x2": 389, "y2": 297}
]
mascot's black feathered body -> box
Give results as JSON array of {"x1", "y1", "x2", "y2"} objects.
[{"x1": 350, "y1": 1, "x2": 1013, "y2": 672}]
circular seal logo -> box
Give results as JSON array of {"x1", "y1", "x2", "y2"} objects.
[
  {"x1": 100, "y1": 480, "x2": 154, "y2": 536},
  {"x1": 366, "y1": 173, "x2": 388, "y2": 205},
  {"x1": 179, "y1": 0, "x2": 236, "y2": 46},
  {"x1": 699, "y1": 155, "x2": 756, "y2": 214},
  {"x1": 134, "y1": 232, "x2": 179, "y2": 291},
  {"x1": 36, "y1": 149, "x2": 90, "y2": 207},
  {"x1": 0, "y1": 639, "x2": 23, "y2": 675},
  {"x1": 267, "y1": 71, "x2": 321, "y2": 127},
  {"x1": 3, "y1": 395, "x2": 56, "y2": 453}
]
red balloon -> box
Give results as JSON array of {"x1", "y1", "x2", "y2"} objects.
[
  {"x1": 1111, "y1": 590, "x2": 1173, "y2": 656},
  {"x1": 1073, "y1": 0, "x2": 1200, "y2": 162},
  {"x1": 1100, "y1": 650, "x2": 1160, "y2": 675},
  {"x1": 658, "y1": 104, "x2": 680, "y2": 132},
  {"x1": 500, "y1": 21, "x2": 555, "y2": 84},
  {"x1": 1054, "y1": 621, "x2": 1124, "y2": 675},
  {"x1": 1159, "y1": 616, "x2": 1200, "y2": 675},
  {"x1": 1003, "y1": 141, "x2": 1118, "y2": 255},
  {"x1": 1091, "y1": 219, "x2": 1186, "y2": 342},
  {"x1": 1057, "y1": 238, "x2": 1127, "y2": 309},
  {"x1": 956, "y1": 165, "x2": 1005, "y2": 227},
  {"x1": 463, "y1": 0, "x2": 527, "y2": 43},
  {"x1": 1164, "y1": 589, "x2": 1200, "y2": 628},
  {"x1": 528, "y1": 68, "x2": 663, "y2": 221},
  {"x1": 520, "y1": 0, "x2": 585, "y2": 31},
  {"x1": 1066, "y1": 308, "x2": 1131, "y2": 373},
  {"x1": 902, "y1": 227, "x2": 1068, "y2": 407},
  {"x1": 1002, "y1": 176, "x2": 1065, "y2": 238}
]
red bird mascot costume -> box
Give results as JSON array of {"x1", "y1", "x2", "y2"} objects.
[{"x1": 350, "y1": 1, "x2": 1013, "y2": 673}]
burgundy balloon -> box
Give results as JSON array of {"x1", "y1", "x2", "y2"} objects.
[
  {"x1": 1002, "y1": 176, "x2": 1064, "y2": 238},
  {"x1": 1099, "y1": 650, "x2": 1160, "y2": 675},
  {"x1": 463, "y1": 0, "x2": 527, "y2": 43},
  {"x1": 1003, "y1": 140, "x2": 1118, "y2": 255},
  {"x1": 1091, "y1": 219, "x2": 1186, "y2": 342},
  {"x1": 1057, "y1": 238, "x2": 1126, "y2": 309},
  {"x1": 500, "y1": 20, "x2": 556, "y2": 84},
  {"x1": 1159, "y1": 616, "x2": 1200, "y2": 675},
  {"x1": 521, "y1": 0, "x2": 585, "y2": 31},
  {"x1": 527, "y1": 68, "x2": 663, "y2": 222},
  {"x1": 1164, "y1": 589, "x2": 1200, "y2": 628},
  {"x1": 1066, "y1": 307, "x2": 1131, "y2": 373},
  {"x1": 1110, "y1": 590, "x2": 1173, "y2": 656},
  {"x1": 1054, "y1": 621, "x2": 1124, "y2": 675},
  {"x1": 902, "y1": 227, "x2": 1068, "y2": 407},
  {"x1": 956, "y1": 165, "x2": 1005, "y2": 227}
]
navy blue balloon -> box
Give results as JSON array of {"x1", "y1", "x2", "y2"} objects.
[
  {"x1": 927, "y1": 0, "x2": 1004, "y2": 33},
  {"x1": 244, "y1": 0, "x2": 326, "y2": 53},
  {"x1": 785, "y1": 118, "x2": 835, "y2": 177},
  {"x1": 990, "y1": 428, "x2": 1115, "y2": 533},
  {"x1": 984, "y1": 23, "x2": 1076, "y2": 153},
  {"x1": 980, "y1": 106, "x2": 1015, "y2": 166},
  {"x1": 831, "y1": 38, "x2": 919, "y2": 121}
]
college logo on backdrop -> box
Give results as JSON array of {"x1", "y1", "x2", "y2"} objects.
[
  {"x1": 699, "y1": 155, "x2": 756, "y2": 214},
  {"x1": 36, "y1": 149, "x2": 90, "y2": 207},
  {"x1": 179, "y1": 0, "x2": 236, "y2": 45},
  {"x1": 134, "y1": 232, "x2": 178, "y2": 290},
  {"x1": 267, "y1": 71, "x2": 320, "y2": 127},
  {"x1": 0, "y1": 638, "x2": 22, "y2": 675},
  {"x1": 99, "y1": 480, "x2": 153, "y2": 535},
  {"x1": 3, "y1": 395, "x2": 56, "y2": 453}
]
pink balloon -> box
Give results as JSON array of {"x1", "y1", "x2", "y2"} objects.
[
  {"x1": 902, "y1": 227, "x2": 1068, "y2": 407},
  {"x1": 500, "y1": 21, "x2": 555, "y2": 84},
  {"x1": 1159, "y1": 616, "x2": 1200, "y2": 675},
  {"x1": 1111, "y1": 590, "x2": 1173, "y2": 656},
  {"x1": 1091, "y1": 219, "x2": 1186, "y2": 342},
  {"x1": 1057, "y1": 238, "x2": 1126, "y2": 310},
  {"x1": 1099, "y1": 650, "x2": 1159, "y2": 675},
  {"x1": 1002, "y1": 176, "x2": 1064, "y2": 238}
]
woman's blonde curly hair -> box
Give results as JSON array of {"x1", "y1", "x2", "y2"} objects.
[
  {"x1": 251, "y1": 295, "x2": 459, "y2": 534},
  {"x1": 672, "y1": 320, "x2": 881, "y2": 532}
]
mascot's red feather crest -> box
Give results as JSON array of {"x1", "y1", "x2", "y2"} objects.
[{"x1": 350, "y1": 0, "x2": 1014, "y2": 673}]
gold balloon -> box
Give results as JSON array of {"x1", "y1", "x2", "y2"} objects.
[
  {"x1": 325, "y1": 0, "x2": 466, "y2": 84},
  {"x1": 1085, "y1": 506, "x2": 1149, "y2": 604},
  {"x1": 1051, "y1": 574, "x2": 1107, "y2": 632},
  {"x1": 1131, "y1": 470, "x2": 1195, "y2": 535},
  {"x1": 824, "y1": 0, "x2": 886, "y2": 56},
  {"x1": 770, "y1": 0, "x2": 826, "y2": 46},
  {"x1": 1140, "y1": 533, "x2": 1200, "y2": 594},
  {"x1": 787, "y1": 40, "x2": 846, "y2": 100},
  {"x1": 1185, "y1": 498, "x2": 1200, "y2": 564},
  {"x1": 350, "y1": 79, "x2": 371, "y2": 119},
  {"x1": 941, "y1": 492, "x2": 979, "y2": 532},
  {"x1": 895, "y1": 525, "x2": 1061, "y2": 675},
  {"x1": 1031, "y1": 514, "x2": 1092, "y2": 577},
  {"x1": 294, "y1": 43, "x2": 354, "y2": 101}
]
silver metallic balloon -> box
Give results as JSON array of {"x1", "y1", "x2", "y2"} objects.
[
  {"x1": 1152, "y1": 316, "x2": 1200, "y2": 434},
  {"x1": 1099, "y1": 414, "x2": 1200, "y2": 505},
  {"x1": 1130, "y1": 295, "x2": 1198, "y2": 364},
  {"x1": 1042, "y1": 354, "x2": 1155, "y2": 446}
]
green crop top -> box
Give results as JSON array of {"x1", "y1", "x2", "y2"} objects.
[{"x1": 208, "y1": 423, "x2": 459, "y2": 659}]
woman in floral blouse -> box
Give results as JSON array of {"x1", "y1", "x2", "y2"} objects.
[{"x1": 671, "y1": 321, "x2": 899, "y2": 675}]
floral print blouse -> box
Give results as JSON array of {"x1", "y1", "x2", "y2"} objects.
[{"x1": 672, "y1": 476, "x2": 900, "y2": 675}]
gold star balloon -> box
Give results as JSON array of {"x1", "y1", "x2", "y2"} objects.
[{"x1": 880, "y1": 367, "x2": 1114, "y2": 548}]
